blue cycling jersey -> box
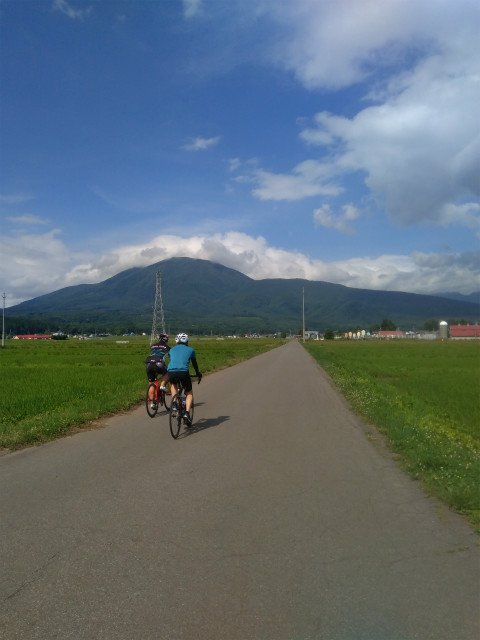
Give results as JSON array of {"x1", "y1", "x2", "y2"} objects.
[{"x1": 167, "y1": 344, "x2": 197, "y2": 372}]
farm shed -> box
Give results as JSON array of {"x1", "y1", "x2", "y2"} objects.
[{"x1": 449, "y1": 325, "x2": 480, "y2": 339}]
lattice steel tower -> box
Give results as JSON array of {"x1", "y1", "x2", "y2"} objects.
[{"x1": 150, "y1": 271, "x2": 166, "y2": 345}]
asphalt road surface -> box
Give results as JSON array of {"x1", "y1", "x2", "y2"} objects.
[{"x1": 1, "y1": 340, "x2": 478, "y2": 639}]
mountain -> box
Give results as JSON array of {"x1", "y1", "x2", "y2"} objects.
[
  {"x1": 436, "y1": 291, "x2": 480, "y2": 305},
  {"x1": 6, "y1": 258, "x2": 479, "y2": 334}
]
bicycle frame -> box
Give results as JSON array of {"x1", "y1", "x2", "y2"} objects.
[
  {"x1": 169, "y1": 374, "x2": 200, "y2": 439},
  {"x1": 145, "y1": 379, "x2": 170, "y2": 418}
]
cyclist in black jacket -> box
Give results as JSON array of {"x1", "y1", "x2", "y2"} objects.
[{"x1": 146, "y1": 333, "x2": 170, "y2": 407}]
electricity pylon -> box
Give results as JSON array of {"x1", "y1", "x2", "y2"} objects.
[{"x1": 150, "y1": 271, "x2": 166, "y2": 345}]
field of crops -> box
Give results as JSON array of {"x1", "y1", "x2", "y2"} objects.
[
  {"x1": 304, "y1": 339, "x2": 480, "y2": 528},
  {"x1": 0, "y1": 336, "x2": 284, "y2": 450}
]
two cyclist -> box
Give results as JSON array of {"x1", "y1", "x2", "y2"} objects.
[
  {"x1": 167, "y1": 332, "x2": 202, "y2": 426},
  {"x1": 145, "y1": 333, "x2": 170, "y2": 408}
]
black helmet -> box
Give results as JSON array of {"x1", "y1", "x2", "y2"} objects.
[{"x1": 159, "y1": 333, "x2": 169, "y2": 342}]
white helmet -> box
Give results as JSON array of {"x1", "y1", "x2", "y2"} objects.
[{"x1": 175, "y1": 332, "x2": 189, "y2": 344}]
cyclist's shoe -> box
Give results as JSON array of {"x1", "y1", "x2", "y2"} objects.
[
  {"x1": 183, "y1": 411, "x2": 192, "y2": 426},
  {"x1": 150, "y1": 403, "x2": 157, "y2": 410},
  {"x1": 159, "y1": 385, "x2": 167, "y2": 391}
]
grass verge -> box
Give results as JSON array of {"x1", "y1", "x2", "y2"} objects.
[{"x1": 303, "y1": 340, "x2": 480, "y2": 529}]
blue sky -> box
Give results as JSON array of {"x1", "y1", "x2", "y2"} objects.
[{"x1": 1, "y1": 0, "x2": 479, "y2": 306}]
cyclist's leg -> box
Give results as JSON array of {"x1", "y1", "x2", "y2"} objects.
[
  {"x1": 157, "y1": 363, "x2": 167, "y2": 389},
  {"x1": 146, "y1": 363, "x2": 157, "y2": 402},
  {"x1": 149, "y1": 383, "x2": 157, "y2": 403},
  {"x1": 184, "y1": 390, "x2": 194, "y2": 426},
  {"x1": 179, "y1": 374, "x2": 193, "y2": 424},
  {"x1": 182, "y1": 373, "x2": 193, "y2": 412},
  {"x1": 185, "y1": 390, "x2": 193, "y2": 412},
  {"x1": 168, "y1": 372, "x2": 179, "y2": 405}
]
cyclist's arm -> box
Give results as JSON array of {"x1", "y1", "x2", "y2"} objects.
[{"x1": 190, "y1": 355, "x2": 201, "y2": 378}]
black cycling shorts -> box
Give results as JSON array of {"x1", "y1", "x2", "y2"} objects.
[
  {"x1": 168, "y1": 370, "x2": 192, "y2": 393},
  {"x1": 146, "y1": 360, "x2": 168, "y2": 382}
]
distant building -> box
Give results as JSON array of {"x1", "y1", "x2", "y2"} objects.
[
  {"x1": 303, "y1": 330, "x2": 321, "y2": 340},
  {"x1": 415, "y1": 332, "x2": 438, "y2": 341},
  {"x1": 379, "y1": 330, "x2": 405, "y2": 339},
  {"x1": 449, "y1": 325, "x2": 480, "y2": 339},
  {"x1": 13, "y1": 334, "x2": 52, "y2": 340}
]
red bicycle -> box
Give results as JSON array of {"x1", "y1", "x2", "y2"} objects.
[{"x1": 145, "y1": 379, "x2": 171, "y2": 417}]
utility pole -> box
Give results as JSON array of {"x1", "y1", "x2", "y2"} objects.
[
  {"x1": 150, "y1": 271, "x2": 166, "y2": 345},
  {"x1": 302, "y1": 287, "x2": 305, "y2": 343},
  {"x1": 2, "y1": 292, "x2": 5, "y2": 348}
]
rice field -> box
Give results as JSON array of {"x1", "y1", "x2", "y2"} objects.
[
  {"x1": 303, "y1": 339, "x2": 480, "y2": 528},
  {"x1": 0, "y1": 336, "x2": 284, "y2": 450}
]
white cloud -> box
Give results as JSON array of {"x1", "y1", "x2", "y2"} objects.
[
  {"x1": 0, "y1": 194, "x2": 35, "y2": 205},
  {"x1": 182, "y1": 0, "x2": 203, "y2": 19},
  {"x1": 3, "y1": 230, "x2": 479, "y2": 306},
  {"x1": 254, "y1": 0, "x2": 480, "y2": 231},
  {"x1": 266, "y1": 0, "x2": 479, "y2": 90},
  {"x1": 313, "y1": 203, "x2": 360, "y2": 234},
  {"x1": 229, "y1": 158, "x2": 241, "y2": 172},
  {"x1": 299, "y1": 75, "x2": 480, "y2": 229},
  {"x1": 52, "y1": 0, "x2": 92, "y2": 20},
  {"x1": 438, "y1": 203, "x2": 480, "y2": 231},
  {"x1": 6, "y1": 214, "x2": 48, "y2": 226},
  {"x1": 251, "y1": 161, "x2": 343, "y2": 201},
  {"x1": 1, "y1": 229, "x2": 93, "y2": 306},
  {"x1": 183, "y1": 136, "x2": 221, "y2": 151}
]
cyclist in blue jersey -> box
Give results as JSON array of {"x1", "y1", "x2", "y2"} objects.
[{"x1": 167, "y1": 332, "x2": 202, "y2": 425}]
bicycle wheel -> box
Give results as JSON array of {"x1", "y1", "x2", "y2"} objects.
[
  {"x1": 146, "y1": 384, "x2": 158, "y2": 418},
  {"x1": 169, "y1": 395, "x2": 182, "y2": 439}
]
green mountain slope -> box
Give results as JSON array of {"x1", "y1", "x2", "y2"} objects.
[{"x1": 6, "y1": 258, "x2": 479, "y2": 334}]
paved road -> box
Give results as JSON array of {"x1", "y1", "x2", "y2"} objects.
[{"x1": 1, "y1": 340, "x2": 478, "y2": 639}]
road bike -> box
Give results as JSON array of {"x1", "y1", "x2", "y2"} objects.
[
  {"x1": 169, "y1": 375, "x2": 200, "y2": 439},
  {"x1": 145, "y1": 379, "x2": 171, "y2": 418}
]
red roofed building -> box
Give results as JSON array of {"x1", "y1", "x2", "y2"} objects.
[
  {"x1": 379, "y1": 330, "x2": 405, "y2": 339},
  {"x1": 13, "y1": 334, "x2": 52, "y2": 340},
  {"x1": 449, "y1": 325, "x2": 480, "y2": 339}
]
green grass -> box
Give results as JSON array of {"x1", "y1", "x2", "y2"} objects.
[
  {"x1": 0, "y1": 336, "x2": 284, "y2": 450},
  {"x1": 303, "y1": 340, "x2": 480, "y2": 528}
]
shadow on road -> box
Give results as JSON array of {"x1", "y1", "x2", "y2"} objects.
[{"x1": 180, "y1": 414, "x2": 230, "y2": 437}]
